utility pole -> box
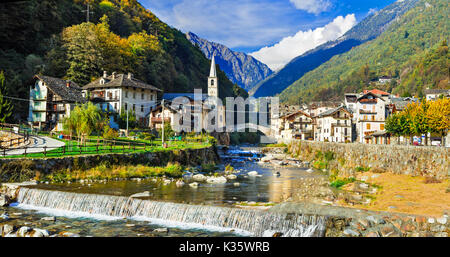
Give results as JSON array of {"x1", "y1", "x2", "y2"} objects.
[
  {"x1": 162, "y1": 99, "x2": 165, "y2": 145},
  {"x1": 82, "y1": 2, "x2": 94, "y2": 23},
  {"x1": 126, "y1": 103, "x2": 129, "y2": 137}
]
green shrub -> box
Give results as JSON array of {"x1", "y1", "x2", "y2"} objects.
[{"x1": 330, "y1": 178, "x2": 356, "y2": 189}]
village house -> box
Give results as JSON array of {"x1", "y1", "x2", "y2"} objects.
[
  {"x1": 278, "y1": 110, "x2": 314, "y2": 140},
  {"x1": 355, "y1": 92, "x2": 388, "y2": 144},
  {"x1": 82, "y1": 71, "x2": 161, "y2": 128},
  {"x1": 307, "y1": 102, "x2": 341, "y2": 117},
  {"x1": 424, "y1": 88, "x2": 450, "y2": 101},
  {"x1": 314, "y1": 105, "x2": 353, "y2": 143},
  {"x1": 28, "y1": 75, "x2": 86, "y2": 131}
]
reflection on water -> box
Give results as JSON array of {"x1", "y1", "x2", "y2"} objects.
[{"x1": 29, "y1": 147, "x2": 326, "y2": 205}]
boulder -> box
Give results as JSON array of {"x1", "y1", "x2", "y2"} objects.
[
  {"x1": 247, "y1": 171, "x2": 258, "y2": 177},
  {"x1": 189, "y1": 182, "x2": 199, "y2": 188},
  {"x1": 41, "y1": 216, "x2": 56, "y2": 222},
  {"x1": 130, "y1": 191, "x2": 151, "y2": 198},
  {"x1": 226, "y1": 174, "x2": 237, "y2": 180},
  {"x1": 31, "y1": 228, "x2": 49, "y2": 237},
  {"x1": 193, "y1": 174, "x2": 207, "y2": 182},
  {"x1": 206, "y1": 176, "x2": 227, "y2": 184},
  {"x1": 2, "y1": 224, "x2": 14, "y2": 236},
  {"x1": 0, "y1": 194, "x2": 11, "y2": 207},
  {"x1": 17, "y1": 226, "x2": 31, "y2": 237},
  {"x1": 153, "y1": 228, "x2": 168, "y2": 233}
]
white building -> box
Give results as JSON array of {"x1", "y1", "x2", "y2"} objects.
[
  {"x1": 82, "y1": 72, "x2": 161, "y2": 128},
  {"x1": 355, "y1": 92, "x2": 388, "y2": 144},
  {"x1": 424, "y1": 89, "x2": 450, "y2": 101},
  {"x1": 314, "y1": 106, "x2": 353, "y2": 143},
  {"x1": 278, "y1": 110, "x2": 313, "y2": 140},
  {"x1": 28, "y1": 75, "x2": 86, "y2": 131}
]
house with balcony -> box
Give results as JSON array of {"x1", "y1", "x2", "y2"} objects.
[
  {"x1": 28, "y1": 75, "x2": 86, "y2": 131},
  {"x1": 82, "y1": 71, "x2": 161, "y2": 128},
  {"x1": 314, "y1": 105, "x2": 353, "y2": 143},
  {"x1": 355, "y1": 92, "x2": 388, "y2": 144},
  {"x1": 278, "y1": 110, "x2": 313, "y2": 140}
]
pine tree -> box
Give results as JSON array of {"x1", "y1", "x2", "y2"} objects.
[{"x1": 0, "y1": 71, "x2": 13, "y2": 123}]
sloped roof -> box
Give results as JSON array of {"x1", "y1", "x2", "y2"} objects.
[
  {"x1": 34, "y1": 75, "x2": 86, "y2": 103},
  {"x1": 163, "y1": 93, "x2": 209, "y2": 101},
  {"x1": 363, "y1": 89, "x2": 390, "y2": 96},
  {"x1": 281, "y1": 110, "x2": 311, "y2": 120},
  {"x1": 83, "y1": 73, "x2": 162, "y2": 91},
  {"x1": 317, "y1": 105, "x2": 352, "y2": 118},
  {"x1": 357, "y1": 91, "x2": 385, "y2": 102},
  {"x1": 424, "y1": 89, "x2": 450, "y2": 95}
]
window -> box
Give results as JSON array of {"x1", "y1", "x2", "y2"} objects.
[
  {"x1": 367, "y1": 124, "x2": 371, "y2": 130},
  {"x1": 345, "y1": 128, "x2": 348, "y2": 136},
  {"x1": 380, "y1": 124, "x2": 385, "y2": 131},
  {"x1": 151, "y1": 95, "x2": 154, "y2": 101},
  {"x1": 133, "y1": 92, "x2": 136, "y2": 99},
  {"x1": 141, "y1": 93, "x2": 144, "y2": 100},
  {"x1": 133, "y1": 104, "x2": 136, "y2": 111},
  {"x1": 124, "y1": 103, "x2": 128, "y2": 111},
  {"x1": 141, "y1": 105, "x2": 144, "y2": 113},
  {"x1": 125, "y1": 91, "x2": 128, "y2": 98},
  {"x1": 114, "y1": 103, "x2": 117, "y2": 110},
  {"x1": 372, "y1": 115, "x2": 375, "y2": 121},
  {"x1": 211, "y1": 80, "x2": 214, "y2": 86}
]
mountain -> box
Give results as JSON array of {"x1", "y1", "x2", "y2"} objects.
[
  {"x1": 279, "y1": 0, "x2": 448, "y2": 104},
  {"x1": 186, "y1": 32, "x2": 273, "y2": 92},
  {"x1": 250, "y1": 0, "x2": 419, "y2": 98},
  {"x1": 0, "y1": 0, "x2": 247, "y2": 121}
]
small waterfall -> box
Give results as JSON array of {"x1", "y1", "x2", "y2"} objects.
[{"x1": 16, "y1": 187, "x2": 327, "y2": 237}]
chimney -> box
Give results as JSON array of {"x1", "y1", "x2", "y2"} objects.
[
  {"x1": 128, "y1": 72, "x2": 133, "y2": 80},
  {"x1": 103, "y1": 71, "x2": 107, "y2": 78},
  {"x1": 112, "y1": 72, "x2": 116, "y2": 80}
]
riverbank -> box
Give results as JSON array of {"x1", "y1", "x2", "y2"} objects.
[
  {"x1": 261, "y1": 145, "x2": 450, "y2": 218},
  {"x1": 0, "y1": 146, "x2": 220, "y2": 183}
]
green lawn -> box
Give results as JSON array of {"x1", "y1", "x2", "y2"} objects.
[{"x1": 0, "y1": 135, "x2": 211, "y2": 159}]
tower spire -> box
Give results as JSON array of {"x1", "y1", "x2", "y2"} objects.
[{"x1": 209, "y1": 55, "x2": 217, "y2": 78}]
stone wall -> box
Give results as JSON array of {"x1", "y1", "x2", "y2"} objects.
[
  {"x1": 286, "y1": 140, "x2": 449, "y2": 179},
  {"x1": 270, "y1": 202, "x2": 449, "y2": 237},
  {"x1": 0, "y1": 147, "x2": 220, "y2": 182}
]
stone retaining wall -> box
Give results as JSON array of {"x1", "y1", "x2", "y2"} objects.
[
  {"x1": 0, "y1": 147, "x2": 220, "y2": 182},
  {"x1": 270, "y1": 202, "x2": 449, "y2": 237},
  {"x1": 286, "y1": 140, "x2": 449, "y2": 179}
]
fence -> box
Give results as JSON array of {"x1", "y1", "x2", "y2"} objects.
[{"x1": 0, "y1": 123, "x2": 31, "y2": 149}]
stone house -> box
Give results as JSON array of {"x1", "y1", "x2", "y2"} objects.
[
  {"x1": 278, "y1": 110, "x2": 314, "y2": 140},
  {"x1": 82, "y1": 71, "x2": 161, "y2": 128},
  {"x1": 314, "y1": 105, "x2": 353, "y2": 143},
  {"x1": 28, "y1": 75, "x2": 86, "y2": 131}
]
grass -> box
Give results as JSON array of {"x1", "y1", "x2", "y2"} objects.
[
  {"x1": 40, "y1": 163, "x2": 184, "y2": 183},
  {"x1": 0, "y1": 136, "x2": 211, "y2": 159},
  {"x1": 330, "y1": 177, "x2": 356, "y2": 189}
]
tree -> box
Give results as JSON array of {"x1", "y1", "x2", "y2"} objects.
[
  {"x1": 117, "y1": 109, "x2": 137, "y2": 130},
  {"x1": 426, "y1": 98, "x2": 450, "y2": 146},
  {"x1": 63, "y1": 102, "x2": 104, "y2": 145},
  {"x1": 0, "y1": 71, "x2": 13, "y2": 123}
]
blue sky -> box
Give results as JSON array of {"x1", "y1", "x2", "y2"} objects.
[{"x1": 140, "y1": 0, "x2": 396, "y2": 70}]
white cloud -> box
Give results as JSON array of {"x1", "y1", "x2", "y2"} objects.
[
  {"x1": 289, "y1": 0, "x2": 333, "y2": 15},
  {"x1": 250, "y1": 14, "x2": 356, "y2": 71}
]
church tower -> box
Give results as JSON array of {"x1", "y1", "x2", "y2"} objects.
[{"x1": 208, "y1": 56, "x2": 219, "y2": 98}]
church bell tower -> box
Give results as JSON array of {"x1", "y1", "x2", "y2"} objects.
[{"x1": 208, "y1": 56, "x2": 219, "y2": 98}]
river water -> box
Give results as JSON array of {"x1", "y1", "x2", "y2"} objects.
[{"x1": 2, "y1": 146, "x2": 331, "y2": 237}]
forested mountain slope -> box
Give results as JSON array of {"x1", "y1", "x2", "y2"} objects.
[{"x1": 279, "y1": 0, "x2": 449, "y2": 104}]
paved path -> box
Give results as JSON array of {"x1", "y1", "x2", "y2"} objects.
[{"x1": 3, "y1": 136, "x2": 65, "y2": 156}]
